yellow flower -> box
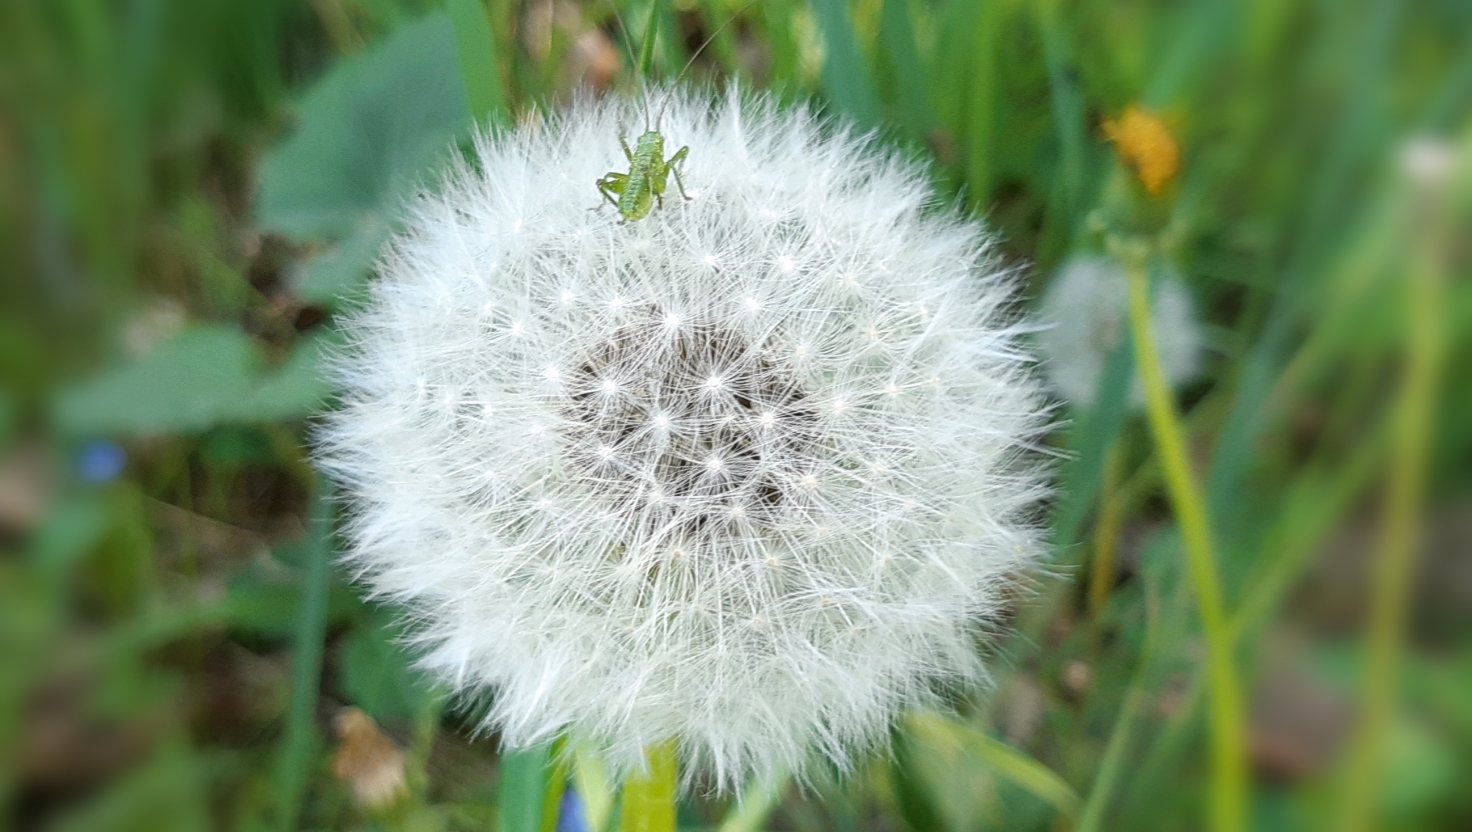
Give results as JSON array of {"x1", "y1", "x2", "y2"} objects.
[{"x1": 1104, "y1": 104, "x2": 1180, "y2": 196}]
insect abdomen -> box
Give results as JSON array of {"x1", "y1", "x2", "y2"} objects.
[{"x1": 618, "y1": 132, "x2": 665, "y2": 221}]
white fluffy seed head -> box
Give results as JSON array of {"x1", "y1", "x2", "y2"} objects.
[
  {"x1": 1035, "y1": 255, "x2": 1202, "y2": 409},
  {"x1": 319, "y1": 87, "x2": 1050, "y2": 791}
]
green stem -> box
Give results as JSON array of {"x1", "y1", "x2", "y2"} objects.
[
  {"x1": 1335, "y1": 192, "x2": 1446, "y2": 832},
  {"x1": 1121, "y1": 253, "x2": 1247, "y2": 832},
  {"x1": 1087, "y1": 442, "x2": 1126, "y2": 617},
  {"x1": 618, "y1": 741, "x2": 678, "y2": 832}
]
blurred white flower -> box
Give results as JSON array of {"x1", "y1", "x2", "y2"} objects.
[
  {"x1": 1036, "y1": 255, "x2": 1201, "y2": 409},
  {"x1": 319, "y1": 87, "x2": 1049, "y2": 790}
]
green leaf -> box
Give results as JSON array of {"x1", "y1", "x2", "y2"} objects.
[
  {"x1": 240, "y1": 333, "x2": 339, "y2": 421},
  {"x1": 963, "y1": 0, "x2": 1006, "y2": 207},
  {"x1": 716, "y1": 771, "x2": 784, "y2": 832},
  {"x1": 28, "y1": 495, "x2": 109, "y2": 578},
  {"x1": 52, "y1": 326, "x2": 336, "y2": 437},
  {"x1": 53, "y1": 327, "x2": 259, "y2": 436},
  {"x1": 292, "y1": 221, "x2": 390, "y2": 306},
  {"x1": 257, "y1": 13, "x2": 472, "y2": 240},
  {"x1": 876, "y1": 0, "x2": 933, "y2": 138},
  {"x1": 340, "y1": 610, "x2": 433, "y2": 722},
  {"x1": 1049, "y1": 334, "x2": 1135, "y2": 548},
  {"x1": 573, "y1": 745, "x2": 615, "y2": 832}
]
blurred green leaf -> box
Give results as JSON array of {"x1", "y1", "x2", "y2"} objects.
[
  {"x1": 890, "y1": 730, "x2": 946, "y2": 832},
  {"x1": 876, "y1": 0, "x2": 933, "y2": 138},
  {"x1": 54, "y1": 327, "x2": 256, "y2": 436},
  {"x1": 292, "y1": 221, "x2": 391, "y2": 306},
  {"x1": 29, "y1": 495, "x2": 109, "y2": 578},
  {"x1": 52, "y1": 326, "x2": 334, "y2": 437},
  {"x1": 1378, "y1": 717, "x2": 1458, "y2": 819},
  {"x1": 616, "y1": 741, "x2": 674, "y2": 832},
  {"x1": 52, "y1": 741, "x2": 218, "y2": 832},
  {"x1": 241, "y1": 333, "x2": 339, "y2": 421},
  {"x1": 340, "y1": 609, "x2": 433, "y2": 722},
  {"x1": 257, "y1": 13, "x2": 472, "y2": 241}
]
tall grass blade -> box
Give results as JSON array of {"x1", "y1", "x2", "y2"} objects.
[
  {"x1": 447, "y1": 0, "x2": 506, "y2": 123},
  {"x1": 808, "y1": 0, "x2": 880, "y2": 125},
  {"x1": 906, "y1": 713, "x2": 1082, "y2": 820},
  {"x1": 276, "y1": 480, "x2": 334, "y2": 831}
]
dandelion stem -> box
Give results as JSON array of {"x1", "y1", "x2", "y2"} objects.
[
  {"x1": 1087, "y1": 442, "x2": 1126, "y2": 617},
  {"x1": 1335, "y1": 193, "x2": 1446, "y2": 832},
  {"x1": 1122, "y1": 255, "x2": 1247, "y2": 832},
  {"x1": 618, "y1": 741, "x2": 678, "y2": 832}
]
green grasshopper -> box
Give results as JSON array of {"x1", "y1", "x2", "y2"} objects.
[
  {"x1": 593, "y1": 0, "x2": 754, "y2": 222},
  {"x1": 596, "y1": 131, "x2": 690, "y2": 222}
]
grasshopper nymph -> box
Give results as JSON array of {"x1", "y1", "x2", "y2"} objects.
[
  {"x1": 593, "y1": 0, "x2": 754, "y2": 222},
  {"x1": 596, "y1": 130, "x2": 690, "y2": 222}
]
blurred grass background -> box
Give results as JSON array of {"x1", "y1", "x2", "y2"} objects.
[{"x1": 2, "y1": 0, "x2": 1471, "y2": 830}]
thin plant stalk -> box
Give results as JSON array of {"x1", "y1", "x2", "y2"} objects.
[
  {"x1": 1122, "y1": 255, "x2": 1247, "y2": 832},
  {"x1": 1335, "y1": 192, "x2": 1447, "y2": 832},
  {"x1": 1088, "y1": 442, "x2": 1126, "y2": 617}
]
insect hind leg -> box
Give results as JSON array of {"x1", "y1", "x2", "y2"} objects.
[
  {"x1": 668, "y1": 146, "x2": 692, "y2": 201},
  {"x1": 596, "y1": 172, "x2": 627, "y2": 210}
]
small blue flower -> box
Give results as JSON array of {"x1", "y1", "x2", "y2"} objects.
[
  {"x1": 76, "y1": 441, "x2": 126, "y2": 483},
  {"x1": 556, "y1": 780, "x2": 591, "y2": 832}
]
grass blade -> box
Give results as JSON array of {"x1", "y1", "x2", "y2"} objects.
[
  {"x1": 877, "y1": 0, "x2": 933, "y2": 138},
  {"x1": 446, "y1": 0, "x2": 506, "y2": 123},
  {"x1": 276, "y1": 480, "x2": 334, "y2": 831},
  {"x1": 906, "y1": 713, "x2": 1082, "y2": 820},
  {"x1": 808, "y1": 0, "x2": 880, "y2": 125},
  {"x1": 500, "y1": 744, "x2": 552, "y2": 832},
  {"x1": 962, "y1": 0, "x2": 1005, "y2": 208},
  {"x1": 717, "y1": 771, "x2": 785, "y2": 832},
  {"x1": 1335, "y1": 148, "x2": 1450, "y2": 832}
]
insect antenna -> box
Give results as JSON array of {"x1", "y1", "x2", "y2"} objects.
[
  {"x1": 603, "y1": 0, "x2": 654, "y2": 129},
  {"x1": 653, "y1": 0, "x2": 761, "y2": 128}
]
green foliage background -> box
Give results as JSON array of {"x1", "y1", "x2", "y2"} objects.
[{"x1": 2, "y1": 0, "x2": 1471, "y2": 830}]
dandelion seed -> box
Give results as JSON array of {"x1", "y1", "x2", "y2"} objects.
[{"x1": 319, "y1": 87, "x2": 1049, "y2": 792}]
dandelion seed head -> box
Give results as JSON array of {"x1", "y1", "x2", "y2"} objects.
[
  {"x1": 1036, "y1": 255, "x2": 1202, "y2": 409},
  {"x1": 319, "y1": 87, "x2": 1049, "y2": 792}
]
